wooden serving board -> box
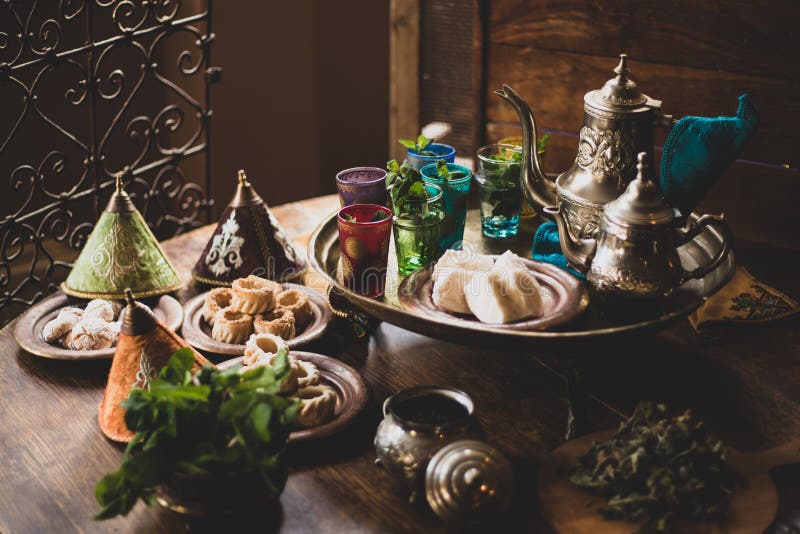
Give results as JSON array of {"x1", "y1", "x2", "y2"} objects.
[{"x1": 538, "y1": 430, "x2": 800, "y2": 534}]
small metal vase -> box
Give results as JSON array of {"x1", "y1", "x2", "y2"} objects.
[{"x1": 155, "y1": 452, "x2": 288, "y2": 516}]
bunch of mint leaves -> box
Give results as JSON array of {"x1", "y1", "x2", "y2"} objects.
[
  {"x1": 94, "y1": 348, "x2": 297, "y2": 520},
  {"x1": 434, "y1": 159, "x2": 467, "y2": 181},
  {"x1": 399, "y1": 134, "x2": 435, "y2": 156},
  {"x1": 386, "y1": 159, "x2": 429, "y2": 217},
  {"x1": 570, "y1": 402, "x2": 741, "y2": 532}
]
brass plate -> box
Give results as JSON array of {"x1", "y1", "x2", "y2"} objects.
[
  {"x1": 14, "y1": 292, "x2": 184, "y2": 360},
  {"x1": 308, "y1": 207, "x2": 735, "y2": 346},
  {"x1": 398, "y1": 257, "x2": 589, "y2": 331},
  {"x1": 181, "y1": 283, "x2": 332, "y2": 357},
  {"x1": 217, "y1": 351, "x2": 368, "y2": 443}
]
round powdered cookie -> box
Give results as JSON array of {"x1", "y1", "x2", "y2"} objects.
[
  {"x1": 83, "y1": 299, "x2": 118, "y2": 322},
  {"x1": 42, "y1": 307, "x2": 84, "y2": 343},
  {"x1": 230, "y1": 275, "x2": 279, "y2": 315},
  {"x1": 203, "y1": 287, "x2": 233, "y2": 325},
  {"x1": 211, "y1": 309, "x2": 253, "y2": 345},
  {"x1": 254, "y1": 308, "x2": 296, "y2": 340},
  {"x1": 275, "y1": 288, "x2": 313, "y2": 330},
  {"x1": 291, "y1": 385, "x2": 336, "y2": 429},
  {"x1": 296, "y1": 359, "x2": 320, "y2": 388},
  {"x1": 65, "y1": 318, "x2": 118, "y2": 350}
]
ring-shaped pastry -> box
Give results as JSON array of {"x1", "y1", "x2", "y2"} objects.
[
  {"x1": 275, "y1": 288, "x2": 313, "y2": 330},
  {"x1": 230, "y1": 275, "x2": 279, "y2": 315},
  {"x1": 254, "y1": 308, "x2": 296, "y2": 339},
  {"x1": 203, "y1": 287, "x2": 233, "y2": 325},
  {"x1": 211, "y1": 309, "x2": 253, "y2": 345},
  {"x1": 296, "y1": 359, "x2": 321, "y2": 388},
  {"x1": 291, "y1": 385, "x2": 337, "y2": 429}
]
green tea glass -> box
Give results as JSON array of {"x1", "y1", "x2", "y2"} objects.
[
  {"x1": 476, "y1": 144, "x2": 523, "y2": 238},
  {"x1": 419, "y1": 163, "x2": 472, "y2": 251},
  {"x1": 392, "y1": 183, "x2": 445, "y2": 275}
]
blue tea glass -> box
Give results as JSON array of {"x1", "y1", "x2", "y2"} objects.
[
  {"x1": 420, "y1": 163, "x2": 472, "y2": 251},
  {"x1": 406, "y1": 143, "x2": 456, "y2": 170},
  {"x1": 476, "y1": 144, "x2": 523, "y2": 238}
]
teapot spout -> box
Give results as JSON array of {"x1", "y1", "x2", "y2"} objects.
[
  {"x1": 542, "y1": 206, "x2": 595, "y2": 273},
  {"x1": 494, "y1": 84, "x2": 558, "y2": 213}
]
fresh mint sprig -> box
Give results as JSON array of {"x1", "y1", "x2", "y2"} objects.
[
  {"x1": 94, "y1": 348, "x2": 297, "y2": 520},
  {"x1": 399, "y1": 134, "x2": 435, "y2": 155}
]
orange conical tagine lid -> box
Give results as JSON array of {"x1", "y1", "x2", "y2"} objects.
[
  {"x1": 192, "y1": 170, "x2": 306, "y2": 286},
  {"x1": 98, "y1": 289, "x2": 211, "y2": 443}
]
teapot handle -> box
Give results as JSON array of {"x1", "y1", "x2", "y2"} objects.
[{"x1": 677, "y1": 214, "x2": 732, "y2": 282}]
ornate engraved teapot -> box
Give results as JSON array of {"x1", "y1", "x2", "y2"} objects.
[
  {"x1": 543, "y1": 153, "x2": 731, "y2": 298},
  {"x1": 496, "y1": 54, "x2": 673, "y2": 238}
]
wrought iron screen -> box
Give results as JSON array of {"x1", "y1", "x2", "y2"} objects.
[{"x1": 0, "y1": 0, "x2": 218, "y2": 325}]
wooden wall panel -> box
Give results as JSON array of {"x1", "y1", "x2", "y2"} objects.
[
  {"x1": 485, "y1": 44, "x2": 800, "y2": 166},
  {"x1": 489, "y1": 0, "x2": 800, "y2": 80}
]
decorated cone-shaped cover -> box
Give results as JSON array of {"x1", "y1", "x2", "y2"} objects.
[
  {"x1": 192, "y1": 169, "x2": 306, "y2": 286},
  {"x1": 62, "y1": 175, "x2": 182, "y2": 299},
  {"x1": 98, "y1": 289, "x2": 211, "y2": 442}
]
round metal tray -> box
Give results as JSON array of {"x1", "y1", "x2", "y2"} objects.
[{"x1": 308, "y1": 208, "x2": 735, "y2": 346}]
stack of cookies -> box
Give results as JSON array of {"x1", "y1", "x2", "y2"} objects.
[
  {"x1": 202, "y1": 275, "x2": 313, "y2": 344},
  {"x1": 42, "y1": 299, "x2": 126, "y2": 350},
  {"x1": 241, "y1": 332, "x2": 337, "y2": 429}
]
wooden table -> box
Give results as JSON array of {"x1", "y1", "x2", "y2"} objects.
[{"x1": 2, "y1": 194, "x2": 798, "y2": 533}]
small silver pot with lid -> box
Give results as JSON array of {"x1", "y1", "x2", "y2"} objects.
[{"x1": 374, "y1": 386, "x2": 483, "y2": 500}]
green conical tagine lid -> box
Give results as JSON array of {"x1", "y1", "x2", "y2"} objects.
[{"x1": 61, "y1": 175, "x2": 183, "y2": 299}]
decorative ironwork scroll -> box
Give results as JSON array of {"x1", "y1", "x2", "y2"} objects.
[{"x1": 0, "y1": 0, "x2": 218, "y2": 325}]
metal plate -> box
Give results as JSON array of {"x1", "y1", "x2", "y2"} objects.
[
  {"x1": 218, "y1": 351, "x2": 368, "y2": 443},
  {"x1": 13, "y1": 292, "x2": 184, "y2": 360},
  {"x1": 308, "y1": 208, "x2": 735, "y2": 347},
  {"x1": 399, "y1": 257, "x2": 589, "y2": 331},
  {"x1": 181, "y1": 283, "x2": 332, "y2": 357}
]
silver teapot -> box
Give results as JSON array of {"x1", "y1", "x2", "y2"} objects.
[
  {"x1": 544, "y1": 152, "x2": 731, "y2": 298},
  {"x1": 496, "y1": 54, "x2": 673, "y2": 238}
]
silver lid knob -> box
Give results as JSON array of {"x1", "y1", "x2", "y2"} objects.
[{"x1": 425, "y1": 440, "x2": 513, "y2": 526}]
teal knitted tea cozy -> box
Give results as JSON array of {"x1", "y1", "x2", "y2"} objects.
[{"x1": 660, "y1": 94, "x2": 758, "y2": 216}]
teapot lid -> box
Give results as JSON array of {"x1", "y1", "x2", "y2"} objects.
[
  {"x1": 604, "y1": 152, "x2": 674, "y2": 226},
  {"x1": 586, "y1": 54, "x2": 649, "y2": 111}
]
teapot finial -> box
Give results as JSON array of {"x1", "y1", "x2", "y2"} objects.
[
  {"x1": 614, "y1": 54, "x2": 631, "y2": 82},
  {"x1": 636, "y1": 151, "x2": 648, "y2": 182}
]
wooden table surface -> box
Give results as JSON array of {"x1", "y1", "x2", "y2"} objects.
[{"x1": 1, "y1": 194, "x2": 799, "y2": 533}]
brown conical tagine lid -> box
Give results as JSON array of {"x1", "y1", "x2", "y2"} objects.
[
  {"x1": 98, "y1": 289, "x2": 211, "y2": 443},
  {"x1": 192, "y1": 170, "x2": 306, "y2": 287},
  {"x1": 62, "y1": 175, "x2": 183, "y2": 300}
]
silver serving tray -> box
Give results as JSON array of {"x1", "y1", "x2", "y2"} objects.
[{"x1": 308, "y1": 208, "x2": 735, "y2": 346}]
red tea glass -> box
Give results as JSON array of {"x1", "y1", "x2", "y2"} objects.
[{"x1": 337, "y1": 204, "x2": 393, "y2": 298}]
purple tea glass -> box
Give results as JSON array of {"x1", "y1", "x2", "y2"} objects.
[
  {"x1": 336, "y1": 167, "x2": 388, "y2": 207},
  {"x1": 337, "y1": 204, "x2": 393, "y2": 298}
]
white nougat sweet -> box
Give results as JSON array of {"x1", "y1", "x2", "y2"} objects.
[
  {"x1": 465, "y1": 262, "x2": 544, "y2": 324},
  {"x1": 431, "y1": 267, "x2": 474, "y2": 314},
  {"x1": 432, "y1": 249, "x2": 494, "y2": 283}
]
